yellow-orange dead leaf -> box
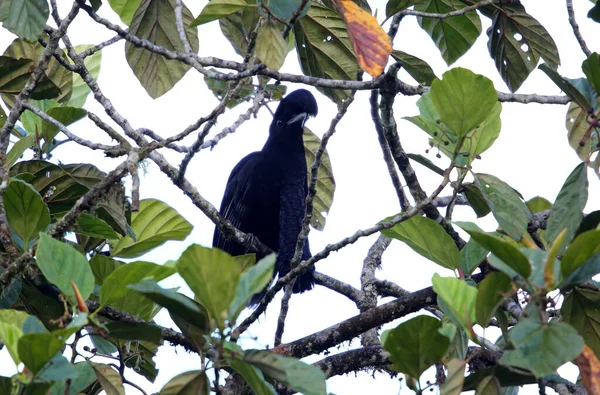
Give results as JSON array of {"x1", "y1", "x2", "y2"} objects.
[
  {"x1": 575, "y1": 344, "x2": 600, "y2": 394},
  {"x1": 71, "y1": 279, "x2": 88, "y2": 313},
  {"x1": 335, "y1": 0, "x2": 392, "y2": 78}
]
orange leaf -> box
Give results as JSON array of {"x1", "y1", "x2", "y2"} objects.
[
  {"x1": 335, "y1": 0, "x2": 392, "y2": 78},
  {"x1": 575, "y1": 344, "x2": 600, "y2": 394},
  {"x1": 71, "y1": 279, "x2": 88, "y2": 313}
]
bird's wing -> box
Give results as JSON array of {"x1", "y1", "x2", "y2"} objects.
[
  {"x1": 277, "y1": 181, "x2": 307, "y2": 276},
  {"x1": 212, "y1": 152, "x2": 260, "y2": 255}
]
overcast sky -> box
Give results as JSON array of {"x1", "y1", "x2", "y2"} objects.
[{"x1": 1, "y1": 1, "x2": 599, "y2": 394}]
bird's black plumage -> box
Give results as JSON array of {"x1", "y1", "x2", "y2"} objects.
[{"x1": 213, "y1": 89, "x2": 318, "y2": 306}]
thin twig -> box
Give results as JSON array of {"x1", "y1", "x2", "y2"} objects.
[
  {"x1": 566, "y1": 0, "x2": 592, "y2": 57},
  {"x1": 274, "y1": 284, "x2": 294, "y2": 346}
]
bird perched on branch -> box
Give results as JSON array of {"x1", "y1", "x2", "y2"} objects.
[{"x1": 213, "y1": 89, "x2": 318, "y2": 306}]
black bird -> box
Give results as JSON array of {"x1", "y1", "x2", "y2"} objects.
[{"x1": 213, "y1": 89, "x2": 318, "y2": 306}]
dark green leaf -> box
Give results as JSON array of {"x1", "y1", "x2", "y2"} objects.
[
  {"x1": 293, "y1": 2, "x2": 359, "y2": 104},
  {"x1": 391, "y1": 50, "x2": 437, "y2": 86},
  {"x1": 36, "y1": 233, "x2": 95, "y2": 305},
  {"x1": 90, "y1": 254, "x2": 123, "y2": 286},
  {"x1": 382, "y1": 214, "x2": 460, "y2": 270},
  {"x1": 125, "y1": 0, "x2": 199, "y2": 98},
  {"x1": 38, "y1": 353, "x2": 77, "y2": 382},
  {"x1": 582, "y1": 53, "x2": 600, "y2": 96},
  {"x1": 3, "y1": 178, "x2": 50, "y2": 250},
  {"x1": 407, "y1": 153, "x2": 445, "y2": 176},
  {"x1": 463, "y1": 365, "x2": 536, "y2": 391},
  {"x1": 415, "y1": 0, "x2": 481, "y2": 65},
  {"x1": 546, "y1": 162, "x2": 588, "y2": 249},
  {"x1": 381, "y1": 315, "x2": 450, "y2": 378},
  {"x1": 303, "y1": 127, "x2": 336, "y2": 230},
  {"x1": 0, "y1": 57, "x2": 59, "y2": 100},
  {"x1": 459, "y1": 237, "x2": 489, "y2": 276},
  {"x1": 18, "y1": 333, "x2": 63, "y2": 373},
  {"x1": 0, "y1": 273, "x2": 21, "y2": 308},
  {"x1": 576, "y1": 210, "x2": 600, "y2": 236},
  {"x1": 263, "y1": 0, "x2": 310, "y2": 20},
  {"x1": 177, "y1": 245, "x2": 241, "y2": 329},
  {"x1": 559, "y1": 251, "x2": 600, "y2": 290},
  {"x1": 509, "y1": 318, "x2": 583, "y2": 377},
  {"x1": 229, "y1": 254, "x2": 275, "y2": 322},
  {"x1": 91, "y1": 363, "x2": 125, "y2": 395},
  {"x1": 0, "y1": 0, "x2": 49, "y2": 41},
  {"x1": 561, "y1": 230, "x2": 600, "y2": 279},
  {"x1": 110, "y1": 199, "x2": 193, "y2": 258},
  {"x1": 476, "y1": 272, "x2": 512, "y2": 326},
  {"x1": 158, "y1": 370, "x2": 210, "y2": 395},
  {"x1": 540, "y1": 64, "x2": 592, "y2": 111},
  {"x1": 219, "y1": 1, "x2": 260, "y2": 57},
  {"x1": 386, "y1": 0, "x2": 420, "y2": 18},
  {"x1": 105, "y1": 321, "x2": 162, "y2": 343},
  {"x1": 562, "y1": 288, "x2": 600, "y2": 358},
  {"x1": 432, "y1": 274, "x2": 477, "y2": 329},
  {"x1": 75, "y1": 213, "x2": 120, "y2": 240},
  {"x1": 191, "y1": 0, "x2": 252, "y2": 27},
  {"x1": 40, "y1": 106, "x2": 87, "y2": 150},
  {"x1": 229, "y1": 359, "x2": 276, "y2": 395},
  {"x1": 474, "y1": 173, "x2": 530, "y2": 240},
  {"x1": 462, "y1": 183, "x2": 491, "y2": 218},
  {"x1": 244, "y1": 350, "x2": 326, "y2": 395},
  {"x1": 589, "y1": 3, "x2": 600, "y2": 22}
]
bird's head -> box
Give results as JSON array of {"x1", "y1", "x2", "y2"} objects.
[{"x1": 271, "y1": 89, "x2": 318, "y2": 132}]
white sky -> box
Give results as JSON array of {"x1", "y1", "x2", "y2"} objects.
[{"x1": 1, "y1": 0, "x2": 599, "y2": 394}]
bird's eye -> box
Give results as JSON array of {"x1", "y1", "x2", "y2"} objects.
[{"x1": 276, "y1": 120, "x2": 283, "y2": 128}]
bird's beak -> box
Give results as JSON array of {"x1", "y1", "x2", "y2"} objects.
[{"x1": 286, "y1": 112, "x2": 309, "y2": 127}]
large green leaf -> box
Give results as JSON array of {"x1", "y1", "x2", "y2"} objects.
[
  {"x1": 229, "y1": 359, "x2": 276, "y2": 395},
  {"x1": 540, "y1": 64, "x2": 593, "y2": 111},
  {"x1": 382, "y1": 214, "x2": 460, "y2": 270},
  {"x1": 386, "y1": 0, "x2": 420, "y2": 17},
  {"x1": 459, "y1": 236, "x2": 488, "y2": 275},
  {"x1": 229, "y1": 254, "x2": 275, "y2": 322},
  {"x1": 432, "y1": 274, "x2": 477, "y2": 329},
  {"x1": 562, "y1": 288, "x2": 600, "y2": 358},
  {"x1": 582, "y1": 53, "x2": 600, "y2": 99},
  {"x1": 381, "y1": 315, "x2": 450, "y2": 378},
  {"x1": 474, "y1": 173, "x2": 530, "y2": 240},
  {"x1": 545, "y1": 163, "x2": 588, "y2": 249},
  {"x1": 488, "y1": 3, "x2": 560, "y2": 92},
  {"x1": 100, "y1": 261, "x2": 175, "y2": 306},
  {"x1": 91, "y1": 363, "x2": 125, "y2": 395},
  {"x1": 429, "y1": 68, "x2": 497, "y2": 138},
  {"x1": 3, "y1": 178, "x2": 50, "y2": 250},
  {"x1": 107, "y1": 0, "x2": 142, "y2": 25},
  {"x1": 559, "y1": 251, "x2": 600, "y2": 290},
  {"x1": 561, "y1": 230, "x2": 600, "y2": 279},
  {"x1": 293, "y1": 2, "x2": 359, "y2": 104},
  {"x1": 125, "y1": 0, "x2": 199, "y2": 98},
  {"x1": 244, "y1": 350, "x2": 326, "y2": 395},
  {"x1": 67, "y1": 45, "x2": 103, "y2": 108},
  {"x1": 303, "y1": 127, "x2": 335, "y2": 230},
  {"x1": 90, "y1": 254, "x2": 123, "y2": 285},
  {"x1": 219, "y1": 0, "x2": 260, "y2": 57},
  {"x1": 176, "y1": 245, "x2": 241, "y2": 329},
  {"x1": 191, "y1": 0, "x2": 253, "y2": 27},
  {"x1": 255, "y1": 22, "x2": 287, "y2": 71},
  {"x1": 0, "y1": 57, "x2": 59, "y2": 100},
  {"x1": 75, "y1": 213, "x2": 120, "y2": 240},
  {"x1": 391, "y1": 50, "x2": 437, "y2": 86},
  {"x1": 509, "y1": 318, "x2": 583, "y2": 378},
  {"x1": 0, "y1": 0, "x2": 49, "y2": 41},
  {"x1": 7, "y1": 134, "x2": 35, "y2": 167},
  {"x1": 0, "y1": 309, "x2": 29, "y2": 364},
  {"x1": 17, "y1": 333, "x2": 63, "y2": 374},
  {"x1": 40, "y1": 106, "x2": 87, "y2": 150},
  {"x1": 476, "y1": 272, "x2": 512, "y2": 326},
  {"x1": 110, "y1": 199, "x2": 192, "y2": 258},
  {"x1": 158, "y1": 370, "x2": 210, "y2": 395},
  {"x1": 36, "y1": 233, "x2": 95, "y2": 305},
  {"x1": 415, "y1": 0, "x2": 481, "y2": 65}
]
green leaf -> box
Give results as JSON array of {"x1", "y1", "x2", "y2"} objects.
[
  {"x1": 526, "y1": 196, "x2": 551, "y2": 214},
  {"x1": 562, "y1": 288, "x2": 600, "y2": 358},
  {"x1": 35, "y1": 233, "x2": 95, "y2": 305},
  {"x1": 440, "y1": 358, "x2": 466, "y2": 395},
  {"x1": 3, "y1": 178, "x2": 50, "y2": 250},
  {"x1": 191, "y1": 0, "x2": 253, "y2": 27},
  {"x1": 476, "y1": 272, "x2": 512, "y2": 326},
  {"x1": 590, "y1": 3, "x2": 600, "y2": 22},
  {"x1": 107, "y1": 0, "x2": 142, "y2": 25},
  {"x1": 0, "y1": 57, "x2": 59, "y2": 100},
  {"x1": 265, "y1": 0, "x2": 311, "y2": 19},
  {"x1": 219, "y1": 1, "x2": 260, "y2": 57},
  {"x1": 293, "y1": 2, "x2": 359, "y2": 104},
  {"x1": 415, "y1": 0, "x2": 481, "y2": 65},
  {"x1": 559, "y1": 251, "x2": 600, "y2": 290},
  {"x1": 582, "y1": 53, "x2": 600, "y2": 96},
  {"x1": 455, "y1": 222, "x2": 531, "y2": 278},
  {"x1": 90, "y1": 254, "x2": 123, "y2": 285},
  {"x1": 381, "y1": 214, "x2": 460, "y2": 270},
  {"x1": 391, "y1": 50, "x2": 437, "y2": 86},
  {"x1": 91, "y1": 363, "x2": 125, "y2": 395},
  {"x1": 489, "y1": 4, "x2": 560, "y2": 92},
  {"x1": 432, "y1": 274, "x2": 477, "y2": 329},
  {"x1": 303, "y1": 127, "x2": 336, "y2": 230},
  {"x1": 0, "y1": 309, "x2": 29, "y2": 364},
  {"x1": 386, "y1": 0, "x2": 420, "y2": 18},
  {"x1": 566, "y1": 103, "x2": 600, "y2": 166},
  {"x1": 406, "y1": 153, "x2": 445, "y2": 176},
  {"x1": 229, "y1": 254, "x2": 275, "y2": 322},
  {"x1": 18, "y1": 333, "x2": 63, "y2": 373},
  {"x1": 105, "y1": 321, "x2": 162, "y2": 343},
  {"x1": 561, "y1": 230, "x2": 600, "y2": 278},
  {"x1": 158, "y1": 370, "x2": 210, "y2": 395},
  {"x1": 40, "y1": 354, "x2": 77, "y2": 382},
  {"x1": 462, "y1": 183, "x2": 491, "y2": 218},
  {"x1": 125, "y1": 0, "x2": 199, "y2": 98},
  {"x1": 0, "y1": 0, "x2": 49, "y2": 41},
  {"x1": 459, "y1": 237, "x2": 489, "y2": 275},
  {"x1": 229, "y1": 359, "x2": 276, "y2": 395},
  {"x1": 41, "y1": 106, "x2": 87, "y2": 150},
  {"x1": 101, "y1": 260, "x2": 175, "y2": 306},
  {"x1": 7, "y1": 134, "x2": 35, "y2": 167},
  {"x1": 474, "y1": 173, "x2": 530, "y2": 240},
  {"x1": 75, "y1": 213, "x2": 120, "y2": 240},
  {"x1": 475, "y1": 376, "x2": 502, "y2": 394},
  {"x1": 177, "y1": 245, "x2": 241, "y2": 329},
  {"x1": 540, "y1": 64, "x2": 592, "y2": 111},
  {"x1": 110, "y1": 199, "x2": 193, "y2": 258},
  {"x1": 429, "y1": 68, "x2": 497, "y2": 138},
  {"x1": 545, "y1": 162, "x2": 588, "y2": 249},
  {"x1": 509, "y1": 318, "x2": 583, "y2": 378},
  {"x1": 382, "y1": 315, "x2": 450, "y2": 378},
  {"x1": 128, "y1": 279, "x2": 211, "y2": 333},
  {"x1": 244, "y1": 350, "x2": 326, "y2": 395},
  {"x1": 67, "y1": 45, "x2": 103, "y2": 108},
  {"x1": 255, "y1": 22, "x2": 287, "y2": 71},
  {"x1": 49, "y1": 362, "x2": 96, "y2": 395}
]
